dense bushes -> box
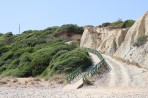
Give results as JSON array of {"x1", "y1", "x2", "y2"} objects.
[
  {"x1": 0, "y1": 33, "x2": 3, "y2": 37},
  {"x1": 101, "y1": 22, "x2": 111, "y2": 27},
  {"x1": 41, "y1": 49, "x2": 92, "y2": 77},
  {"x1": 30, "y1": 43, "x2": 77, "y2": 76},
  {"x1": 0, "y1": 27, "x2": 92, "y2": 78},
  {"x1": 121, "y1": 20, "x2": 135, "y2": 28},
  {"x1": 53, "y1": 24, "x2": 84, "y2": 36},
  {"x1": 0, "y1": 46, "x2": 9, "y2": 56},
  {"x1": 22, "y1": 24, "x2": 83, "y2": 37},
  {"x1": 99, "y1": 19, "x2": 135, "y2": 28},
  {"x1": 43, "y1": 26, "x2": 59, "y2": 34}
]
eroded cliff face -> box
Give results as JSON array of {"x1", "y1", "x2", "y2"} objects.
[
  {"x1": 80, "y1": 27, "x2": 128, "y2": 55},
  {"x1": 97, "y1": 28, "x2": 128, "y2": 55},
  {"x1": 80, "y1": 27, "x2": 101, "y2": 49},
  {"x1": 115, "y1": 12, "x2": 148, "y2": 68},
  {"x1": 80, "y1": 12, "x2": 148, "y2": 69}
]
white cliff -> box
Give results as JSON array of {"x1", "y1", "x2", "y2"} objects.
[
  {"x1": 115, "y1": 12, "x2": 148, "y2": 69},
  {"x1": 80, "y1": 27, "x2": 128, "y2": 55},
  {"x1": 80, "y1": 12, "x2": 148, "y2": 69}
]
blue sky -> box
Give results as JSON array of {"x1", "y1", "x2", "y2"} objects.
[{"x1": 0, "y1": 0, "x2": 148, "y2": 34}]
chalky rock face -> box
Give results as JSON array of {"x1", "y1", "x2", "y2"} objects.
[
  {"x1": 80, "y1": 27, "x2": 128, "y2": 55},
  {"x1": 115, "y1": 12, "x2": 148, "y2": 68},
  {"x1": 80, "y1": 27, "x2": 101, "y2": 49},
  {"x1": 80, "y1": 12, "x2": 148, "y2": 69},
  {"x1": 97, "y1": 28, "x2": 127, "y2": 55}
]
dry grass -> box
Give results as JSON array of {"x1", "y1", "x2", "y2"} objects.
[
  {"x1": 48, "y1": 74, "x2": 67, "y2": 85},
  {"x1": 0, "y1": 76, "x2": 65, "y2": 88},
  {"x1": 0, "y1": 77, "x2": 9, "y2": 85},
  {"x1": 34, "y1": 77, "x2": 41, "y2": 82},
  {"x1": 83, "y1": 77, "x2": 93, "y2": 85},
  {"x1": 12, "y1": 78, "x2": 18, "y2": 83},
  {"x1": 0, "y1": 81, "x2": 7, "y2": 85}
]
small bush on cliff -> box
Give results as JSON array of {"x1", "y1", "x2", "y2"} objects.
[
  {"x1": 121, "y1": 20, "x2": 135, "y2": 28},
  {"x1": 133, "y1": 35, "x2": 148, "y2": 47},
  {"x1": 102, "y1": 22, "x2": 111, "y2": 27}
]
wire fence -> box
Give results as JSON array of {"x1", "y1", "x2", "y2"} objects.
[{"x1": 66, "y1": 48, "x2": 106, "y2": 83}]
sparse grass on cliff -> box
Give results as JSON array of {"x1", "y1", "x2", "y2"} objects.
[{"x1": 133, "y1": 35, "x2": 148, "y2": 47}]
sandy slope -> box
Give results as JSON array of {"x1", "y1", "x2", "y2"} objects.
[
  {"x1": 103, "y1": 55, "x2": 130, "y2": 87},
  {"x1": 84, "y1": 54, "x2": 148, "y2": 88}
]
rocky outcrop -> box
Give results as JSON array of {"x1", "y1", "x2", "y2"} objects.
[
  {"x1": 80, "y1": 27, "x2": 101, "y2": 49},
  {"x1": 80, "y1": 27, "x2": 128, "y2": 55},
  {"x1": 115, "y1": 12, "x2": 148, "y2": 68},
  {"x1": 80, "y1": 12, "x2": 148, "y2": 69},
  {"x1": 97, "y1": 28, "x2": 128, "y2": 55}
]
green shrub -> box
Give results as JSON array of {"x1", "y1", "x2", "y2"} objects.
[
  {"x1": 133, "y1": 35, "x2": 148, "y2": 47},
  {"x1": 137, "y1": 35, "x2": 147, "y2": 42},
  {"x1": 30, "y1": 44, "x2": 76, "y2": 76},
  {"x1": 0, "y1": 24, "x2": 92, "y2": 79},
  {"x1": 4, "y1": 32, "x2": 13, "y2": 37},
  {"x1": 110, "y1": 19, "x2": 123, "y2": 27},
  {"x1": 0, "y1": 33, "x2": 3, "y2": 37},
  {"x1": 11, "y1": 59, "x2": 20, "y2": 66},
  {"x1": 0, "y1": 46, "x2": 9, "y2": 56},
  {"x1": 121, "y1": 20, "x2": 135, "y2": 28},
  {"x1": 19, "y1": 53, "x2": 32, "y2": 64},
  {"x1": 83, "y1": 25, "x2": 94, "y2": 27},
  {"x1": 0, "y1": 61, "x2": 4, "y2": 67},
  {"x1": 41, "y1": 48, "x2": 92, "y2": 77},
  {"x1": 0, "y1": 67, "x2": 6, "y2": 73},
  {"x1": 100, "y1": 19, "x2": 135, "y2": 28},
  {"x1": 102, "y1": 22, "x2": 111, "y2": 27},
  {"x1": 53, "y1": 24, "x2": 84, "y2": 36},
  {"x1": 43, "y1": 26, "x2": 59, "y2": 34},
  {"x1": 11, "y1": 62, "x2": 32, "y2": 77},
  {"x1": 1, "y1": 51, "x2": 14, "y2": 61}
]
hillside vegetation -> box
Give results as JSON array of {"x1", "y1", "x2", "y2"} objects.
[
  {"x1": 98, "y1": 19, "x2": 135, "y2": 28},
  {"x1": 0, "y1": 24, "x2": 92, "y2": 79}
]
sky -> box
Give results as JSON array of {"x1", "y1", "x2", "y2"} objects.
[{"x1": 0, "y1": 0, "x2": 148, "y2": 34}]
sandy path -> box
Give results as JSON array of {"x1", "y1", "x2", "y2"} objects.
[
  {"x1": 105, "y1": 59, "x2": 117, "y2": 86},
  {"x1": 84, "y1": 54, "x2": 148, "y2": 88},
  {"x1": 103, "y1": 55, "x2": 130, "y2": 87}
]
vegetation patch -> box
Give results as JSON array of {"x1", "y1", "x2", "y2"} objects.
[
  {"x1": 53, "y1": 24, "x2": 84, "y2": 36},
  {"x1": 98, "y1": 19, "x2": 135, "y2": 28},
  {"x1": 41, "y1": 48, "x2": 92, "y2": 78},
  {"x1": 83, "y1": 76, "x2": 93, "y2": 85},
  {"x1": 0, "y1": 25, "x2": 92, "y2": 81},
  {"x1": 133, "y1": 35, "x2": 148, "y2": 47}
]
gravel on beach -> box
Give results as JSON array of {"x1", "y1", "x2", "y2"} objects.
[{"x1": 0, "y1": 86, "x2": 148, "y2": 98}]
